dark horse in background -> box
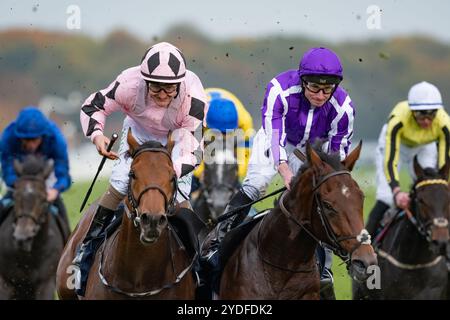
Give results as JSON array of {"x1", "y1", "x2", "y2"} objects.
[
  {"x1": 217, "y1": 141, "x2": 377, "y2": 299},
  {"x1": 353, "y1": 157, "x2": 450, "y2": 300},
  {"x1": 0, "y1": 155, "x2": 69, "y2": 299},
  {"x1": 57, "y1": 129, "x2": 197, "y2": 299},
  {"x1": 193, "y1": 148, "x2": 240, "y2": 233}
]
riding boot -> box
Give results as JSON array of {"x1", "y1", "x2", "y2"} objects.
[
  {"x1": 318, "y1": 246, "x2": 336, "y2": 300},
  {"x1": 199, "y1": 189, "x2": 253, "y2": 293},
  {"x1": 213, "y1": 188, "x2": 253, "y2": 245},
  {"x1": 366, "y1": 200, "x2": 389, "y2": 237},
  {"x1": 52, "y1": 196, "x2": 70, "y2": 228},
  {"x1": 72, "y1": 205, "x2": 115, "y2": 267},
  {"x1": 0, "y1": 194, "x2": 14, "y2": 227}
]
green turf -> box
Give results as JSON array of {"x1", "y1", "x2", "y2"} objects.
[
  {"x1": 63, "y1": 165, "x2": 412, "y2": 300},
  {"x1": 62, "y1": 178, "x2": 110, "y2": 230}
]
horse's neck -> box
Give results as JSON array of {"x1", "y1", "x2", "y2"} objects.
[
  {"x1": 259, "y1": 205, "x2": 318, "y2": 267},
  {"x1": 385, "y1": 218, "x2": 436, "y2": 263},
  {"x1": 108, "y1": 219, "x2": 174, "y2": 283}
]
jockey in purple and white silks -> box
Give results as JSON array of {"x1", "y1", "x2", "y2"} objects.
[{"x1": 200, "y1": 47, "x2": 355, "y2": 299}]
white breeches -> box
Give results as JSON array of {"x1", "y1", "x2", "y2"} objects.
[
  {"x1": 241, "y1": 127, "x2": 304, "y2": 200},
  {"x1": 110, "y1": 117, "x2": 192, "y2": 203},
  {"x1": 375, "y1": 124, "x2": 437, "y2": 206}
]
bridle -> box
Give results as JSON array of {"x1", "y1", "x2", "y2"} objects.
[
  {"x1": 125, "y1": 147, "x2": 178, "y2": 227},
  {"x1": 406, "y1": 178, "x2": 449, "y2": 242},
  {"x1": 98, "y1": 145, "x2": 197, "y2": 297},
  {"x1": 13, "y1": 175, "x2": 49, "y2": 226},
  {"x1": 270, "y1": 169, "x2": 371, "y2": 269},
  {"x1": 376, "y1": 178, "x2": 449, "y2": 270}
]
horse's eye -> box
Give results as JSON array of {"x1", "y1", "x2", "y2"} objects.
[{"x1": 323, "y1": 202, "x2": 335, "y2": 212}]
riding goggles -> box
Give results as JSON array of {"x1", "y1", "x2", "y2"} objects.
[
  {"x1": 304, "y1": 81, "x2": 336, "y2": 95},
  {"x1": 147, "y1": 82, "x2": 178, "y2": 94},
  {"x1": 413, "y1": 109, "x2": 437, "y2": 120}
]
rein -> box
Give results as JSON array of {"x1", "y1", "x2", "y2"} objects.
[
  {"x1": 97, "y1": 146, "x2": 196, "y2": 297},
  {"x1": 406, "y1": 178, "x2": 449, "y2": 242},
  {"x1": 97, "y1": 226, "x2": 197, "y2": 297},
  {"x1": 276, "y1": 170, "x2": 371, "y2": 265},
  {"x1": 377, "y1": 178, "x2": 449, "y2": 270}
]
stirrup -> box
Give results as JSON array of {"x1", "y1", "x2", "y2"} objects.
[{"x1": 320, "y1": 268, "x2": 334, "y2": 286}]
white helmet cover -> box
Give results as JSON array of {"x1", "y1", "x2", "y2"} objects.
[
  {"x1": 140, "y1": 42, "x2": 187, "y2": 83},
  {"x1": 408, "y1": 81, "x2": 443, "y2": 111}
]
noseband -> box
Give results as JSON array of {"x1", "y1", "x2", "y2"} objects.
[
  {"x1": 279, "y1": 170, "x2": 371, "y2": 264},
  {"x1": 125, "y1": 147, "x2": 177, "y2": 227}
]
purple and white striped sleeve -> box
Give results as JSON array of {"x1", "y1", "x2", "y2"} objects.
[
  {"x1": 261, "y1": 79, "x2": 289, "y2": 166},
  {"x1": 328, "y1": 96, "x2": 355, "y2": 160}
]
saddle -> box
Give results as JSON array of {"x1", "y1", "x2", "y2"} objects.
[
  {"x1": 203, "y1": 210, "x2": 269, "y2": 297},
  {"x1": 167, "y1": 207, "x2": 205, "y2": 259},
  {"x1": 219, "y1": 212, "x2": 267, "y2": 270},
  {"x1": 373, "y1": 208, "x2": 405, "y2": 246}
]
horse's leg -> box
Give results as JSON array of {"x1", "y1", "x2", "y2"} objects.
[{"x1": 56, "y1": 202, "x2": 98, "y2": 300}]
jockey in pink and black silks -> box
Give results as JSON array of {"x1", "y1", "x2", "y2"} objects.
[{"x1": 73, "y1": 42, "x2": 207, "y2": 295}]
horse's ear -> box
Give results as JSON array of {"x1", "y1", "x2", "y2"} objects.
[
  {"x1": 13, "y1": 159, "x2": 23, "y2": 176},
  {"x1": 293, "y1": 148, "x2": 306, "y2": 163},
  {"x1": 42, "y1": 159, "x2": 54, "y2": 179},
  {"x1": 413, "y1": 155, "x2": 425, "y2": 178},
  {"x1": 342, "y1": 140, "x2": 362, "y2": 172},
  {"x1": 166, "y1": 131, "x2": 175, "y2": 155},
  {"x1": 306, "y1": 141, "x2": 322, "y2": 168},
  {"x1": 127, "y1": 128, "x2": 139, "y2": 156},
  {"x1": 438, "y1": 157, "x2": 450, "y2": 181}
]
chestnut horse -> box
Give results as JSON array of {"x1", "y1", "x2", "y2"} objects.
[
  {"x1": 56, "y1": 130, "x2": 196, "y2": 299},
  {"x1": 0, "y1": 155, "x2": 67, "y2": 299},
  {"x1": 353, "y1": 158, "x2": 450, "y2": 300},
  {"x1": 219, "y1": 142, "x2": 378, "y2": 299}
]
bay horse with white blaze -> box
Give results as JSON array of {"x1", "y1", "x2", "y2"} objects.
[
  {"x1": 56, "y1": 130, "x2": 196, "y2": 299},
  {"x1": 219, "y1": 141, "x2": 378, "y2": 299}
]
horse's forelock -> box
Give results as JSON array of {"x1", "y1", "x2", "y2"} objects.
[
  {"x1": 126, "y1": 140, "x2": 166, "y2": 159},
  {"x1": 420, "y1": 167, "x2": 441, "y2": 180},
  {"x1": 20, "y1": 155, "x2": 47, "y2": 176},
  {"x1": 296, "y1": 140, "x2": 343, "y2": 176}
]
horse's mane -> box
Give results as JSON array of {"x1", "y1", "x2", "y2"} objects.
[
  {"x1": 20, "y1": 155, "x2": 47, "y2": 176},
  {"x1": 126, "y1": 140, "x2": 165, "y2": 158},
  {"x1": 290, "y1": 140, "x2": 343, "y2": 189}
]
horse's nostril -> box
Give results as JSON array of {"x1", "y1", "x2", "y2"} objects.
[
  {"x1": 141, "y1": 214, "x2": 149, "y2": 224},
  {"x1": 159, "y1": 215, "x2": 167, "y2": 225}
]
